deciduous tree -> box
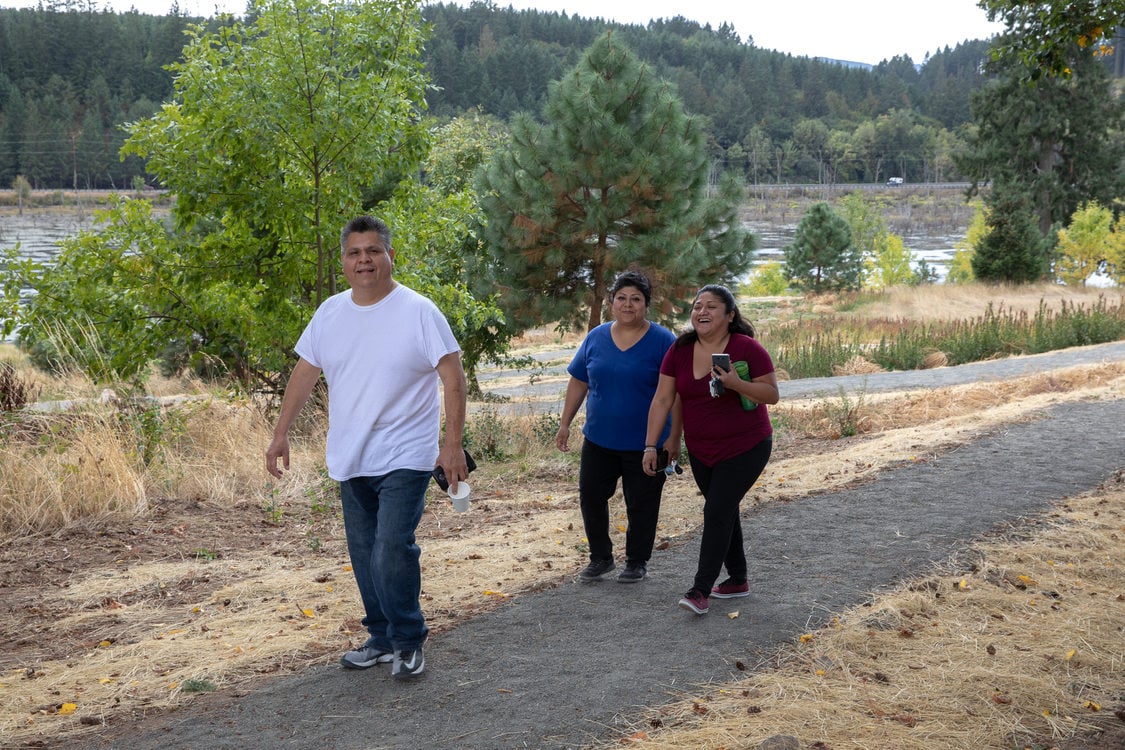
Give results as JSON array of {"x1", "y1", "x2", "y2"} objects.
[
  {"x1": 867, "y1": 234, "x2": 916, "y2": 289},
  {"x1": 3, "y1": 0, "x2": 500, "y2": 390},
  {"x1": 947, "y1": 202, "x2": 988, "y2": 284},
  {"x1": 1055, "y1": 201, "x2": 1114, "y2": 286},
  {"x1": 980, "y1": 0, "x2": 1125, "y2": 80}
]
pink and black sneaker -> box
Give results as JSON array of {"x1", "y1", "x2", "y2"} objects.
[
  {"x1": 711, "y1": 578, "x2": 750, "y2": 599},
  {"x1": 678, "y1": 589, "x2": 709, "y2": 615}
]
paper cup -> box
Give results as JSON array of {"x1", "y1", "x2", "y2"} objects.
[{"x1": 448, "y1": 481, "x2": 471, "y2": 512}]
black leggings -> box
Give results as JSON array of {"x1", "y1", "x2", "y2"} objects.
[
  {"x1": 687, "y1": 439, "x2": 772, "y2": 594},
  {"x1": 578, "y1": 438, "x2": 666, "y2": 563}
]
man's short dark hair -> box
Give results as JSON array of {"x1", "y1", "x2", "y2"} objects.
[{"x1": 340, "y1": 216, "x2": 392, "y2": 254}]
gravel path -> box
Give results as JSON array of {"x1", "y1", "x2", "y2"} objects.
[
  {"x1": 77, "y1": 342, "x2": 1125, "y2": 750},
  {"x1": 479, "y1": 340, "x2": 1125, "y2": 407}
]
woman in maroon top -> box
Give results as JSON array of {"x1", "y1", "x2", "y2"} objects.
[{"x1": 642, "y1": 285, "x2": 779, "y2": 615}]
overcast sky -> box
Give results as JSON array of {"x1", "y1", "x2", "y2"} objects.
[{"x1": 1, "y1": 0, "x2": 1005, "y2": 66}]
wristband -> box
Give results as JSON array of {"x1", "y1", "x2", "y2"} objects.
[{"x1": 643, "y1": 446, "x2": 657, "y2": 452}]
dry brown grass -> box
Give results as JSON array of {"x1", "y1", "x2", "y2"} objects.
[
  {"x1": 845, "y1": 283, "x2": 1123, "y2": 323},
  {"x1": 504, "y1": 323, "x2": 586, "y2": 356},
  {"x1": 0, "y1": 395, "x2": 274, "y2": 537},
  {"x1": 597, "y1": 482, "x2": 1125, "y2": 750}
]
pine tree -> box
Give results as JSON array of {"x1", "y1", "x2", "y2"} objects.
[
  {"x1": 477, "y1": 31, "x2": 755, "y2": 334},
  {"x1": 972, "y1": 184, "x2": 1048, "y2": 283},
  {"x1": 957, "y1": 49, "x2": 1125, "y2": 237},
  {"x1": 784, "y1": 202, "x2": 862, "y2": 292}
]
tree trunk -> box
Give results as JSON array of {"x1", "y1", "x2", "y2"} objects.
[{"x1": 587, "y1": 252, "x2": 607, "y2": 332}]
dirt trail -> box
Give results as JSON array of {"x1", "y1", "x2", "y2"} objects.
[
  {"x1": 480, "y1": 340, "x2": 1125, "y2": 408},
  {"x1": 73, "y1": 343, "x2": 1125, "y2": 750}
]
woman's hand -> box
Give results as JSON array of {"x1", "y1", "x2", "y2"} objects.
[
  {"x1": 555, "y1": 423, "x2": 571, "y2": 452},
  {"x1": 662, "y1": 437, "x2": 681, "y2": 466},
  {"x1": 712, "y1": 364, "x2": 741, "y2": 391},
  {"x1": 557, "y1": 377, "x2": 588, "y2": 452}
]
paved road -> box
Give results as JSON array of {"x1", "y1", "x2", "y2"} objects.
[{"x1": 76, "y1": 342, "x2": 1125, "y2": 750}]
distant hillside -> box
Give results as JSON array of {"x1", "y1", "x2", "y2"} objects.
[
  {"x1": 421, "y1": 3, "x2": 996, "y2": 182},
  {"x1": 2, "y1": 4, "x2": 1116, "y2": 190}
]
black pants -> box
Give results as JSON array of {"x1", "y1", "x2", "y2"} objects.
[
  {"x1": 687, "y1": 438, "x2": 772, "y2": 594},
  {"x1": 578, "y1": 438, "x2": 666, "y2": 564}
]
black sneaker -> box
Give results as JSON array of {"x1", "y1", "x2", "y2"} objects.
[
  {"x1": 578, "y1": 558, "x2": 616, "y2": 581},
  {"x1": 617, "y1": 562, "x2": 647, "y2": 583},
  {"x1": 339, "y1": 644, "x2": 394, "y2": 669},
  {"x1": 392, "y1": 647, "x2": 425, "y2": 679}
]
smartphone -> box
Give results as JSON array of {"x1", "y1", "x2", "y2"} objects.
[
  {"x1": 709, "y1": 353, "x2": 730, "y2": 397},
  {"x1": 656, "y1": 449, "x2": 683, "y2": 476},
  {"x1": 432, "y1": 449, "x2": 478, "y2": 491}
]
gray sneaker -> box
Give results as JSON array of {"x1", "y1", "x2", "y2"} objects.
[
  {"x1": 578, "y1": 558, "x2": 616, "y2": 581},
  {"x1": 392, "y1": 647, "x2": 425, "y2": 679},
  {"x1": 340, "y1": 644, "x2": 394, "y2": 670}
]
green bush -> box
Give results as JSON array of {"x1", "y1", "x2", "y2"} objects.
[{"x1": 743, "y1": 261, "x2": 790, "y2": 296}]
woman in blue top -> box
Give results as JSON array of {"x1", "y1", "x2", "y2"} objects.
[{"x1": 556, "y1": 271, "x2": 681, "y2": 583}]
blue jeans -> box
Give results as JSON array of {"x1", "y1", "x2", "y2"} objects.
[{"x1": 339, "y1": 469, "x2": 431, "y2": 652}]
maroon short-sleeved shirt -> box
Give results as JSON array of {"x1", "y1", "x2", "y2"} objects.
[{"x1": 660, "y1": 333, "x2": 774, "y2": 466}]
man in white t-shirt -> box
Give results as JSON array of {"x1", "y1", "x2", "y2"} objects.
[{"x1": 266, "y1": 216, "x2": 468, "y2": 680}]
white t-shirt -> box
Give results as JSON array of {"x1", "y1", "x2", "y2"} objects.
[{"x1": 294, "y1": 284, "x2": 461, "y2": 481}]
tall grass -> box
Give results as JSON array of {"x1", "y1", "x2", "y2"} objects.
[
  {"x1": 0, "y1": 397, "x2": 275, "y2": 536},
  {"x1": 2, "y1": 288, "x2": 1122, "y2": 537},
  {"x1": 767, "y1": 295, "x2": 1125, "y2": 378}
]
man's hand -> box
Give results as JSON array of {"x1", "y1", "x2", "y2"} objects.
[
  {"x1": 265, "y1": 358, "x2": 321, "y2": 479},
  {"x1": 266, "y1": 433, "x2": 290, "y2": 479},
  {"x1": 436, "y1": 444, "x2": 469, "y2": 494}
]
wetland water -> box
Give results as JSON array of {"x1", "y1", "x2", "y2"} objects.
[
  {"x1": 2, "y1": 189, "x2": 966, "y2": 279},
  {"x1": 3, "y1": 185, "x2": 992, "y2": 336},
  {"x1": 1, "y1": 209, "x2": 100, "y2": 266}
]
